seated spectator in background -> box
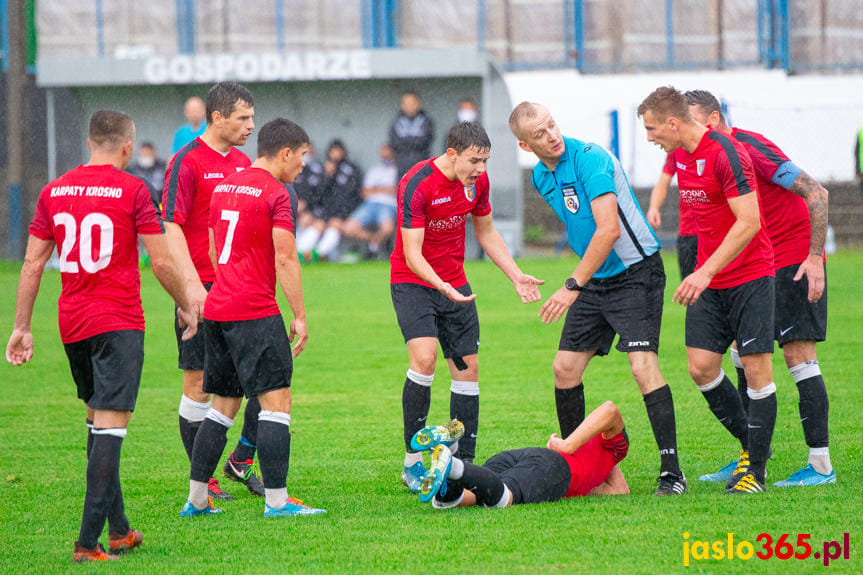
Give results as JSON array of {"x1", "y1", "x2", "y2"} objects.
[
  {"x1": 343, "y1": 144, "x2": 398, "y2": 259},
  {"x1": 127, "y1": 142, "x2": 167, "y2": 209},
  {"x1": 295, "y1": 140, "x2": 362, "y2": 262},
  {"x1": 454, "y1": 97, "x2": 479, "y2": 126},
  {"x1": 390, "y1": 91, "x2": 434, "y2": 179},
  {"x1": 171, "y1": 96, "x2": 206, "y2": 154},
  {"x1": 293, "y1": 142, "x2": 325, "y2": 222}
]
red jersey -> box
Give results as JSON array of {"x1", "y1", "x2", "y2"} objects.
[
  {"x1": 204, "y1": 167, "x2": 297, "y2": 322},
  {"x1": 162, "y1": 137, "x2": 251, "y2": 283},
  {"x1": 28, "y1": 165, "x2": 162, "y2": 343},
  {"x1": 731, "y1": 128, "x2": 810, "y2": 269},
  {"x1": 662, "y1": 150, "x2": 698, "y2": 236},
  {"x1": 390, "y1": 159, "x2": 492, "y2": 288},
  {"x1": 676, "y1": 128, "x2": 774, "y2": 289},
  {"x1": 560, "y1": 433, "x2": 629, "y2": 498}
]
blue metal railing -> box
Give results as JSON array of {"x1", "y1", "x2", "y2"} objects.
[{"x1": 0, "y1": 0, "x2": 7, "y2": 72}]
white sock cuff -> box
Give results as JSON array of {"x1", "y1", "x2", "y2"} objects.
[
  {"x1": 730, "y1": 347, "x2": 743, "y2": 369},
  {"x1": 448, "y1": 456, "x2": 465, "y2": 480},
  {"x1": 91, "y1": 427, "x2": 127, "y2": 438},
  {"x1": 450, "y1": 380, "x2": 479, "y2": 396},
  {"x1": 789, "y1": 360, "x2": 821, "y2": 383},
  {"x1": 85, "y1": 421, "x2": 94, "y2": 430},
  {"x1": 747, "y1": 382, "x2": 777, "y2": 400},
  {"x1": 493, "y1": 485, "x2": 512, "y2": 508},
  {"x1": 697, "y1": 369, "x2": 725, "y2": 392},
  {"x1": 407, "y1": 369, "x2": 434, "y2": 387},
  {"x1": 809, "y1": 447, "x2": 829, "y2": 456},
  {"x1": 259, "y1": 410, "x2": 291, "y2": 426},
  {"x1": 205, "y1": 408, "x2": 234, "y2": 429},
  {"x1": 179, "y1": 395, "x2": 211, "y2": 422}
]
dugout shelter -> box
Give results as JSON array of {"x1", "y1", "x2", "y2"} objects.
[{"x1": 37, "y1": 48, "x2": 523, "y2": 256}]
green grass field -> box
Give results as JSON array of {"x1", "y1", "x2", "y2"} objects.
[{"x1": 1, "y1": 251, "x2": 861, "y2": 574}]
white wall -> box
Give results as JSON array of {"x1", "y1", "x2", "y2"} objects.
[{"x1": 504, "y1": 69, "x2": 863, "y2": 187}]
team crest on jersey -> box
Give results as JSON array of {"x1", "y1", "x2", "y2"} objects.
[
  {"x1": 696, "y1": 159, "x2": 706, "y2": 176},
  {"x1": 562, "y1": 186, "x2": 579, "y2": 214},
  {"x1": 236, "y1": 167, "x2": 245, "y2": 172},
  {"x1": 464, "y1": 186, "x2": 476, "y2": 202}
]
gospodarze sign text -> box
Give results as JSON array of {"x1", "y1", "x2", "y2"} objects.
[{"x1": 144, "y1": 51, "x2": 372, "y2": 84}]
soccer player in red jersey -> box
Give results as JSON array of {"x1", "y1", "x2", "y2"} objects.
[
  {"x1": 684, "y1": 90, "x2": 834, "y2": 487},
  {"x1": 638, "y1": 87, "x2": 777, "y2": 494},
  {"x1": 162, "y1": 82, "x2": 262, "y2": 498},
  {"x1": 646, "y1": 151, "x2": 699, "y2": 279},
  {"x1": 414, "y1": 401, "x2": 629, "y2": 509},
  {"x1": 390, "y1": 122, "x2": 544, "y2": 491},
  {"x1": 179, "y1": 118, "x2": 325, "y2": 518},
  {"x1": 6, "y1": 111, "x2": 198, "y2": 561}
]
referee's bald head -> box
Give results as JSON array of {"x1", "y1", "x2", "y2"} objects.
[{"x1": 508, "y1": 102, "x2": 545, "y2": 141}]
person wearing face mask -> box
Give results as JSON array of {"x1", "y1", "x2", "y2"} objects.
[
  {"x1": 127, "y1": 142, "x2": 167, "y2": 209},
  {"x1": 453, "y1": 98, "x2": 480, "y2": 130}
]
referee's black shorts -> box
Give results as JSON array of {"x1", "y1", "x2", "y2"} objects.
[
  {"x1": 774, "y1": 262, "x2": 827, "y2": 346},
  {"x1": 175, "y1": 281, "x2": 212, "y2": 371},
  {"x1": 391, "y1": 282, "x2": 479, "y2": 359},
  {"x1": 203, "y1": 314, "x2": 293, "y2": 399},
  {"x1": 559, "y1": 252, "x2": 665, "y2": 356},
  {"x1": 686, "y1": 275, "x2": 775, "y2": 356},
  {"x1": 64, "y1": 329, "x2": 144, "y2": 411}
]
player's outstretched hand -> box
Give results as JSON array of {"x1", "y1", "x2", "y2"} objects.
[
  {"x1": 439, "y1": 282, "x2": 477, "y2": 304},
  {"x1": 513, "y1": 273, "x2": 545, "y2": 303},
  {"x1": 546, "y1": 433, "x2": 567, "y2": 453},
  {"x1": 6, "y1": 330, "x2": 34, "y2": 366},
  {"x1": 538, "y1": 287, "x2": 578, "y2": 324},
  {"x1": 289, "y1": 317, "x2": 308, "y2": 358},
  {"x1": 176, "y1": 306, "x2": 199, "y2": 341},
  {"x1": 793, "y1": 254, "x2": 825, "y2": 303},
  {"x1": 672, "y1": 268, "x2": 711, "y2": 307}
]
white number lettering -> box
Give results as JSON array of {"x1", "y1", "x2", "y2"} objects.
[
  {"x1": 51, "y1": 212, "x2": 114, "y2": 273},
  {"x1": 218, "y1": 209, "x2": 240, "y2": 264}
]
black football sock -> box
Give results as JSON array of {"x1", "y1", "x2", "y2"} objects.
[
  {"x1": 746, "y1": 384, "x2": 777, "y2": 483},
  {"x1": 555, "y1": 384, "x2": 585, "y2": 438},
  {"x1": 85, "y1": 419, "x2": 94, "y2": 458},
  {"x1": 642, "y1": 385, "x2": 681, "y2": 476},
  {"x1": 78, "y1": 431, "x2": 124, "y2": 549},
  {"x1": 791, "y1": 362, "x2": 829, "y2": 449},
  {"x1": 86, "y1": 419, "x2": 129, "y2": 535},
  {"x1": 178, "y1": 395, "x2": 210, "y2": 463},
  {"x1": 402, "y1": 370, "x2": 432, "y2": 452},
  {"x1": 179, "y1": 417, "x2": 202, "y2": 462},
  {"x1": 190, "y1": 415, "x2": 231, "y2": 483},
  {"x1": 731, "y1": 348, "x2": 749, "y2": 415},
  {"x1": 232, "y1": 396, "x2": 260, "y2": 462},
  {"x1": 457, "y1": 462, "x2": 506, "y2": 507},
  {"x1": 257, "y1": 412, "x2": 292, "y2": 489},
  {"x1": 699, "y1": 370, "x2": 749, "y2": 450},
  {"x1": 450, "y1": 381, "x2": 479, "y2": 463}
]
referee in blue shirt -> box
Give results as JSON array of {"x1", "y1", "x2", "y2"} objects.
[{"x1": 509, "y1": 102, "x2": 686, "y2": 496}]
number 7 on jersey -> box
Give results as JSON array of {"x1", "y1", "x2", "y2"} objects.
[{"x1": 217, "y1": 209, "x2": 240, "y2": 264}]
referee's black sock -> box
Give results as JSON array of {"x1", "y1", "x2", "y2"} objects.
[
  {"x1": 555, "y1": 384, "x2": 585, "y2": 438},
  {"x1": 78, "y1": 430, "x2": 124, "y2": 550},
  {"x1": 457, "y1": 462, "x2": 506, "y2": 507},
  {"x1": 642, "y1": 385, "x2": 681, "y2": 476},
  {"x1": 746, "y1": 383, "x2": 777, "y2": 483},
  {"x1": 698, "y1": 370, "x2": 749, "y2": 450},
  {"x1": 190, "y1": 414, "x2": 232, "y2": 483},
  {"x1": 450, "y1": 381, "x2": 479, "y2": 463},
  {"x1": 731, "y1": 348, "x2": 749, "y2": 415},
  {"x1": 232, "y1": 396, "x2": 260, "y2": 462},
  {"x1": 402, "y1": 370, "x2": 432, "y2": 453}
]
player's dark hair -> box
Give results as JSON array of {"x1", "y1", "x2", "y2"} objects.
[
  {"x1": 446, "y1": 121, "x2": 491, "y2": 154},
  {"x1": 206, "y1": 81, "x2": 254, "y2": 123},
  {"x1": 257, "y1": 118, "x2": 309, "y2": 158},
  {"x1": 88, "y1": 110, "x2": 135, "y2": 150},
  {"x1": 637, "y1": 86, "x2": 692, "y2": 123},
  {"x1": 685, "y1": 89, "x2": 726, "y2": 123}
]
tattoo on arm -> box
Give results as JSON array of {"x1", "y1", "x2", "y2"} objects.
[{"x1": 790, "y1": 172, "x2": 828, "y2": 256}]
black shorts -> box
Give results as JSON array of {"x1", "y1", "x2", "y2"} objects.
[
  {"x1": 677, "y1": 234, "x2": 698, "y2": 280},
  {"x1": 391, "y1": 282, "x2": 479, "y2": 359},
  {"x1": 64, "y1": 330, "x2": 144, "y2": 411},
  {"x1": 559, "y1": 253, "x2": 665, "y2": 356},
  {"x1": 203, "y1": 315, "x2": 293, "y2": 399},
  {"x1": 686, "y1": 276, "x2": 775, "y2": 356},
  {"x1": 175, "y1": 282, "x2": 212, "y2": 371},
  {"x1": 483, "y1": 447, "x2": 571, "y2": 505},
  {"x1": 774, "y1": 262, "x2": 827, "y2": 345}
]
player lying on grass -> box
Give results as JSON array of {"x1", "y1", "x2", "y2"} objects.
[{"x1": 413, "y1": 401, "x2": 629, "y2": 508}]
